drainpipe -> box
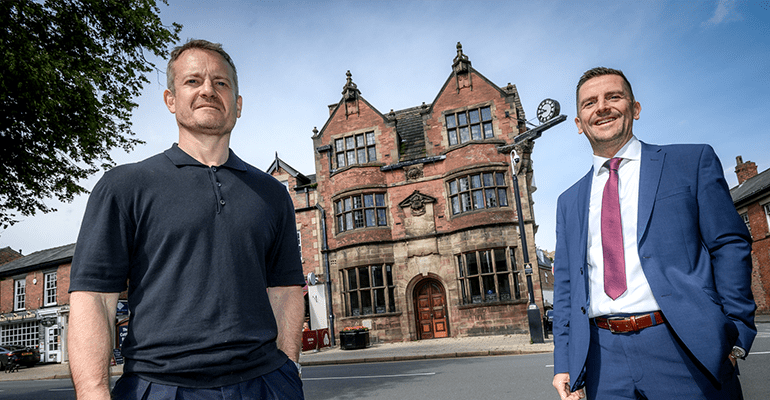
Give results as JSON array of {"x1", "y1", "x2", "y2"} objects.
[{"x1": 315, "y1": 203, "x2": 336, "y2": 346}]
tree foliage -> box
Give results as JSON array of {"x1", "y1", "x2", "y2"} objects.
[{"x1": 0, "y1": 0, "x2": 181, "y2": 228}]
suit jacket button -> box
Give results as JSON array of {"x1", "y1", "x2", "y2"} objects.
[
  {"x1": 581, "y1": 307, "x2": 586, "y2": 314},
  {"x1": 580, "y1": 268, "x2": 584, "y2": 275}
]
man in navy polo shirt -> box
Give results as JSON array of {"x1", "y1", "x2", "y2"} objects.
[{"x1": 68, "y1": 39, "x2": 306, "y2": 400}]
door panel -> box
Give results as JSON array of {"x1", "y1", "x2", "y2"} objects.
[{"x1": 415, "y1": 281, "x2": 449, "y2": 339}]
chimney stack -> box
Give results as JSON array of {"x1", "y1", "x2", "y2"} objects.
[{"x1": 735, "y1": 155, "x2": 758, "y2": 185}]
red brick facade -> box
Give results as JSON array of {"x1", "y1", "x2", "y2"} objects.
[
  {"x1": 271, "y1": 44, "x2": 547, "y2": 343},
  {"x1": 731, "y1": 156, "x2": 770, "y2": 314}
]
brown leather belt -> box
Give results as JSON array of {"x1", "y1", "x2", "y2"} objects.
[{"x1": 593, "y1": 311, "x2": 664, "y2": 333}]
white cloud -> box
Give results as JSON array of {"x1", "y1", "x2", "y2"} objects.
[{"x1": 703, "y1": 0, "x2": 743, "y2": 27}]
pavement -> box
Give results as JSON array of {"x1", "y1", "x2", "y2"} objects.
[
  {"x1": 6, "y1": 314, "x2": 767, "y2": 383},
  {"x1": 0, "y1": 332, "x2": 555, "y2": 382}
]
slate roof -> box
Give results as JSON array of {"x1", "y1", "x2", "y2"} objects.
[
  {"x1": 266, "y1": 155, "x2": 314, "y2": 187},
  {"x1": 730, "y1": 167, "x2": 770, "y2": 207},
  {"x1": 0, "y1": 243, "x2": 75, "y2": 277},
  {"x1": 537, "y1": 248, "x2": 553, "y2": 270},
  {"x1": 394, "y1": 106, "x2": 428, "y2": 162}
]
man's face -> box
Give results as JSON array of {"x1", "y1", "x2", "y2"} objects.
[
  {"x1": 164, "y1": 49, "x2": 242, "y2": 137},
  {"x1": 574, "y1": 74, "x2": 640, "y2": 158}
]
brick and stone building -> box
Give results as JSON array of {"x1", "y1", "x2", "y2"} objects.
[
  {"x1": 271, "y1": 43, "x2": 547, "y2": 343},
  {"x1": 731, "y1": 156, "x2": 770, "y2": 314},
  {"x1": 0, "y1": 244, "x2": 74, "y2": 364}
]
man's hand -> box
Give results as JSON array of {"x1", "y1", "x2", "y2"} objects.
[{"x1": 553, "y1": 373, "x2": 586, "y2": 399}]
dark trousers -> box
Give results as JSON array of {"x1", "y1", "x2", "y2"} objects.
[
  {"x1": 112, "y1": 359, "x2": 304, "y2": 400},
  {"x1": 585, "y1": 320, "x2": 742, "y2": 399}
]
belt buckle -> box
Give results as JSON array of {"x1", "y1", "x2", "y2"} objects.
[{"x1": 606, "y1": 316, "x2": 626, "y2": 333}]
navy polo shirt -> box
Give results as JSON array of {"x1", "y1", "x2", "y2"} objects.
[{"x1": 70, "y1": 144, "x2": 305, "y2": 388}]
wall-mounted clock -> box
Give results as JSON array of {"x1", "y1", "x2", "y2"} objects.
[{"x1": 536, "y1": 98, "x2": 560, "y2": 123}]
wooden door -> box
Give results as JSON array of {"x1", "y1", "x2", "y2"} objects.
[{"x1": 415, "y1": 281, "x2": 449, "y2": 339}]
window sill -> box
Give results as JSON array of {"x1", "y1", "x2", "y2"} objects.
[
  {"x1": 445, "y1": 138, "x2": 506, "y2": 153},
  {"x1": 448, "y1": 206, "x2": 511, "y2": 220},
  {"x1": 335, "y1": 225, "x2": 390, "y2": 237},
  {"x1": 457, "y1": 298, "x2": 527, "y2": 310},
  {"x1": 331, "y1": 163, "x2": 386, "y2": 176},
  {"x1": 339, "y1": 312, "x2": 402, "y2": 321}
]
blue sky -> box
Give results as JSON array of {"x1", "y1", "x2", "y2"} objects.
[{"x1": 2, "y1": 0, "x2": 769, "y2": 256}]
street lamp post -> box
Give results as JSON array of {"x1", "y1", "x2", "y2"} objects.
[
  {"x1": 510, "y1": 148, "x2": 544, "y2": 343},
  {"x1": 505, "y1": 98, "x2": 566, "y2": 344}
]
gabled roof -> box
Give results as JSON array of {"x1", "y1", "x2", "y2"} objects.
[
  {"x1": 730, "y1": 166, "x2": 770, "y2": 207},
  {"x1": 0, "y1": 247, "x2": 23, "y2": 266},
  {"x1": 314, "y1": 43, "x2": 525, "y2": 166},
  {"x1": 313, "y1": 71, "x2": 391, "y2": 140},
  {"x1": 537, "y1": 248, "x2": 553, "y2": 270},
  {"x1": 0, "y1": 243, "x2": 76, "y2": 277},
  {"x1": 266, "y1": 153, "x2": 313, "y2": 187}
]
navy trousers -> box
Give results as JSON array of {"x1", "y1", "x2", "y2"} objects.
[
  {"x1": 111, "y1": 359, "x2": 304, "y2": 400},
  {"x1": 585, "y1": 320, "x2": 743, "y2": 399}
]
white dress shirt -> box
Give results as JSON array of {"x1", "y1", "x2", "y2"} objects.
[{"x1": 586, "y1": 136, "x2": 660, "y2": 317}]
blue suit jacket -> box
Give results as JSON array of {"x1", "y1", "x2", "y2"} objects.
[{"x1": 552, "y1": 142, "x2": 756, "y2": 390}]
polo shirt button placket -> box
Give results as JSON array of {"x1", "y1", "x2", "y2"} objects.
[{"x1": 210, "y1": 166, "x2": 225, "y2": 212}]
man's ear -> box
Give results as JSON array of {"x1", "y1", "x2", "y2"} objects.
[
  {"x1": 575, "y1": 117, "x2": 583, "y2": 134},
  {"x1": 236, "y1": 95, "x2": 242, "y2": 118},
  {"x1": 163, "y1": 89, "x2": 176, "y2": 114}
]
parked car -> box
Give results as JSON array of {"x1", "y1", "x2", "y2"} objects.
[
  {"x1": 544, "y1": 309, "x2": 554, "y2": 334},
  {"x1": 0, "y1": 345, "x2": 40, "y2": 369}
]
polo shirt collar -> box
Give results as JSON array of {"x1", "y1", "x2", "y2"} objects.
[{"x1": 165, "y1": 143, "x2": 247, "y2": 171}]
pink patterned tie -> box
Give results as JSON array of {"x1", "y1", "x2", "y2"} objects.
[{"x1": 602, "y1": 157, "x2": 626, "y2": 300}]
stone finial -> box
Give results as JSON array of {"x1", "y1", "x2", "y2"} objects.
[
  {"x1": 452, "y1": 42, "x2": 471, "y2": 73},
  {"x1": 342, "y1": 70, "x2": 360, "y2": 100}
]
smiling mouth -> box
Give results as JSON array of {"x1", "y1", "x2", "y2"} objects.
[{"x1": 595, "y1": 117, "x2": 616, "y2": 126}]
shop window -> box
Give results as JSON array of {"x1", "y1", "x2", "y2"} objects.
[
  {"x1": 14, "y1": 279, "x2": 25, "y2": 311},
  {"x1": 0, "y1": 321, "x2": 38, "y2": 348},
  {"x1": 342, "y1": 264, "x2": 396, "y2": 316},
  {"x1": 457, "y1": 248, "x2": 522, "y2": 305},
  {"x1": 335, "y1": 131, "x2": 377, "y2": 168},
  {"x1": 335, "y1": 193, "x2": 388, "y2": 233},
  {"x1": 447, "y1": 172, "x2": 509, "y2": 215},
  {"x1": 446, "y1": 106, "x2": 494, "y2": 146},
  {"x1": 44, "y1": 272, "x2": 57, "y2": 306}
]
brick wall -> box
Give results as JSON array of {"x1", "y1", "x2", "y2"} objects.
[
  {"x1": 0, "y1": 278, "x2": 12, "y2": 313},
  {"x1": 746, "y1": 198, "x2": 770, "y2": 314}
]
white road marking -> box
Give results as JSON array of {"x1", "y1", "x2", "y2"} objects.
[{"x1": 304, "y1": 372, "x2": 436, "y2": 381}]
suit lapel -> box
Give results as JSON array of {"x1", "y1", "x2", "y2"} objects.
[
  {"x1": 577, "y1": 168, "x2": 593, "y2": 294},
  {"x1": 637, "y1": 142, "x2": 664, "y2": 243},
  {"x1": 577, "y1": 168, "x2": 592, "y2": 247}
]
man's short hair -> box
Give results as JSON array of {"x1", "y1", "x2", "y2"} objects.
[
  {"x1": 576, "y1": 67, "x2": 634, "y2": 110},
  {"x1": 166, "y1": 39, "x2": 239, "y2": 96}
]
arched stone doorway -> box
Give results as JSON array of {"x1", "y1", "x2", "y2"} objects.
[{"x1": 413, "y1": 279, "x2": 449, "y2": 340}]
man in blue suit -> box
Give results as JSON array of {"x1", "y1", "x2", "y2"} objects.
[{"x1": 551, "y1": 67, "x2": 756, "y2": 400}]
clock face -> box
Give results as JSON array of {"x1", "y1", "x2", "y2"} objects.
[{"x1": 537, "y1": 98, "x2": 560, "y2": 123}]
